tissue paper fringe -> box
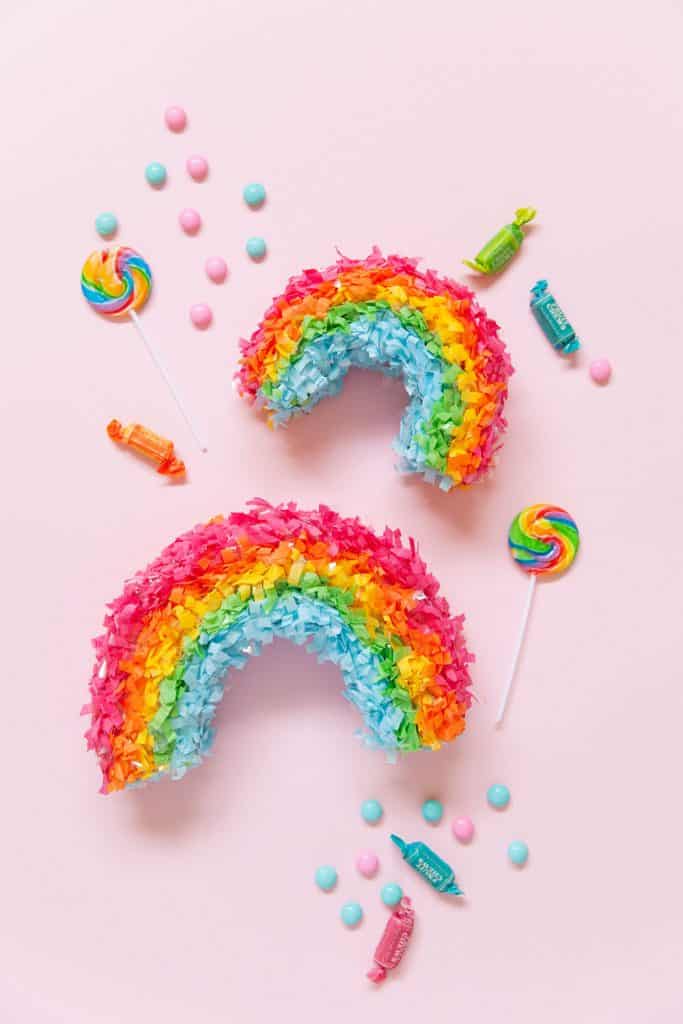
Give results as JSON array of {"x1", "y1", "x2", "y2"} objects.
[
  {"x1": 237, "y1": 249, "x2": 513, "y2": 489},
  {"x1": 84, "y1": 500, "x2": 474, "y2": 793}
]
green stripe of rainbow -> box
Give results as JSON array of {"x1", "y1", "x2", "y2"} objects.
[{"x1": 84, "y1": 501, "x2": 473, "y2": 793}]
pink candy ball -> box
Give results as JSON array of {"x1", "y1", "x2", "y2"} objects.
[
  {"x1": 165, "y1": 105, "x2": 187, "y2": 132},
  {"x1": 187, "y1": 155, "x2": 209, "y2": 182},
  {"x1": 179, "y1": 208, "x2": 201, "y2": 234},
  {"x1": 452, "y1": 816, "x2": 474, "y2": 843},
  {"x1": 190, "y1": 303, "x2": 212, "y2": 329},
  {"x1": 589, "y1": 358, "x2": 612, "y2": 385},
  {"x1": 356, "y1": 852, "x2": 379, "y2": 878},
  {"x1": 205, "y1": 257, "x2": 228, "y2": 283}
]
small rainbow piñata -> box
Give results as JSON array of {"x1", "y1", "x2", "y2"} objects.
[{"x1": 237, "y1": 249, "x2": 513, "y2": 490}]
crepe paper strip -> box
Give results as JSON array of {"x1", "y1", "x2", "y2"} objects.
[
  {"x1": 83, "y1": 500, "x2": 474, "y2": 793},
  {"x1": 107, "y1": 419, "x2": 186, "y2": 477},
  {"x1": 80, "y1": 247, "x2": 208, "y2": 452},
  {"x1": 497, "y1": 504, "x2": 580, "y2": 726},
  {"x1": 236, "y1": 248, "x2": 513, "y2": 491}
]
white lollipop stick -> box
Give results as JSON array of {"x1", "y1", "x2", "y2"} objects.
[
  {"x1": 495, "y1": 574, "x2": 536, "y2": 727},
  {"x1": 129, "y1": 310, "x2": 208, "y2": 453}
]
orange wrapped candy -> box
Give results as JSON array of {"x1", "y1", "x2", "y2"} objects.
[{"x1": 107, "y1": 419, "x2": 186, "y2": 477}]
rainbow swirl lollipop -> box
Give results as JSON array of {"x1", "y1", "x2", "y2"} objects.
[
  {"x1": 508, "y1": 504, "x2": 579, "y2": 576},
  {"x1": 497, "y1": 503, "x2": 580, "y2": 725},
  {"x1": 80, "y1": 244, "x2": 205, "y2": 449},
  {"x1": 81, "y1": 246, "x2": 152, "y2": 318}
]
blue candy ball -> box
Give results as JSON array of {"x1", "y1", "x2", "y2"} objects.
[
  {"x1": 340, "y1": 901, "x2": 363, "y2": 927},
  {"x1": 314, "y1": 865, "x2": 337, "y2": 891},
  {"x1": 360, "y1": 799, "x2": 383, "y2": 824},
  {"x1": 422, "y1": 799, "x2": 443, "y2": 824},
  {"x1": 380, "y1": 883, "x2": 403, "y2": 908},
  {"x1": 508, "y1": 841, "x2": 529, "y2": 866},
  {"x1": 246, "y1": 236, "x2": 267, "y2": 260},
  {"x1": 487, "y1": 784, "x2": 511, "y2": 810},
  {"x1": 243, "y1": 182, "x2": 266, "y2": 207},
  {"x1": 145, "y1": 161, "x2": 167, "y2": 187},
  {"x1": 95, "y1": 212, "x2": 117, "y2": 238}
]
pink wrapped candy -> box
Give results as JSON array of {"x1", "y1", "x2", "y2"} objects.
[{"x1": 367, "y1": 896, "x2": 415, "y2": 984}]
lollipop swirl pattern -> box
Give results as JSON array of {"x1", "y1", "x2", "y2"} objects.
[
  {"x1": 508, "y1": 504, "x2": 579, "y2": 577},
  {"x1": 81, "y1": 246, "x2": 152, "y2": 318}
]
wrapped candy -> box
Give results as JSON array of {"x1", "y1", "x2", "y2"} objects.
[
  {"x1": 463, "y1": 208, "x2": 536, "y2": 274},
  {"x1": 106, "y1": 419, "x2": 186, "y2": 477},
  {"x1": 390, "y1": 834, "x2": 463, "y2": 895},
  {"x1": 529, "y1": 280, "x2": 580, "y2": 354},
  {"x1": 367, "y1": 897, "x2": 415, "y2": 984}
]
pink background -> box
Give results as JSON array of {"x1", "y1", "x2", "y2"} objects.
[{"x1": 2, "y1": 1, "x2": 682, "y2": 1020}]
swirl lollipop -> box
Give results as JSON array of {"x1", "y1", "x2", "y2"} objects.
[
  {"x1": 496, "y1": 504, "x2": 580, "y2": 725},
  {"x1": 81, "y1": 246, "x2": 206, "y2": 451}
]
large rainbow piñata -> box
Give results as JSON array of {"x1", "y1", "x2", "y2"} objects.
[
  {"x1": 237, "y1": 249, "x2": 513, "y2": 490},
  {"x1": 85, "y1": 501, "x2": 473, "y2": 793}
]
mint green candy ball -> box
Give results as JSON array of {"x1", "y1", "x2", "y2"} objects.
[
  {"x1": 340, "y1": 902, "x2": 363, "y2": 927},
  {"x1": 508, "y1": 841, "x2": 529, "y2": 866},
  {"x1": 243, "y1": 182, "x2": 266, "y2": 207},
  {"x1": 145, "y1": 162, "x2": 167, "y2": 187},
  {"x1": 95, "y1": 212, "x2": 117, "y2": 238},
  {"x1": 380, "y1": 883, "x2": 403, "y2": 907},
  {"x1": 314, "y1": 865, "x2": 337, "y2": 891},
  {"x1": 487, "y1": 784, "x2": 511, "y2": 810},
  {"x1": 360, "y1": 799, "x2": 383, "y2": 824},
  {"x1": 422, "y1": 799, "x2": 443, "y2": 824},
  {"x1": 246, "y1": 236, "x2": 266, "y2": 260}
]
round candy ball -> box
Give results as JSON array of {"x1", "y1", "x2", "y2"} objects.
[
  {"x1": 487, "y1": 784, "x2": 511, "y2": 810},
  {"x1": 340, "y1": 902, "x2": 363, "y2": 927},
  {"x1": 165, "y1": 105, "x2": 187, "y2": 132},
  {"x1": 452, "y1": 816, "x2": 474, "y2": 843},
  {"x1": 590, "y1": 358, "x2": 612, "y2": 385},
  {"x1": 190, "y1": 303, "x2": 212, "y2": 329},
  {"x1": 314, "y1": 865, "x2": 338, "y2": 891},
  {"x1": 360, "y1": 799, "x2": 383, "y2": 824},
  {"x1": 243, "y1": 182, "x2": 266, "y2": 208},
  {"x1": 145, "y1": 162, "x2": 167, "y2": 187},
  {"x1": 205, "y1": 257, "x2": 228, "y2": 284},
  {"x1": 356, "y1": 851, "x2": 379, "y2": 878},
  {"x1": 187, "y1": 155, "x2": 209, "y2": 182},
  {"x1": 95, "y1": 212, "x2": 117, "y2": 238},
  {"x1": 246, "y1": 236, "x2": 266, "y2": 260},
  {"x1": 179, "y1": 208, "x2": 201, "y2": 234},
  {"x1": 380, "y1": 883, "x2": 403, "y2": 908},
  {"x1": 422, "y1": 799, "x2": 443, "y2": 824},
  {"x1": 508, "y1": 840, "x2": 529, "y2": 866}
]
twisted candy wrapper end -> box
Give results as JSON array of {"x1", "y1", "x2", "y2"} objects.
[{"x1": 514, "y1": 207, "x2": 536, "y2": 227}]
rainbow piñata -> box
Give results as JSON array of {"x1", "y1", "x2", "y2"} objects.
[
  {"x1": 84, "y1": 500, "x2": 474, "y2": 793},
  {"x1": 237, "y1": 249, "x2": 513, "y2": 490}
]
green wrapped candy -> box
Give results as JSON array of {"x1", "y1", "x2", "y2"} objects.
[{"x1": 463, "y1": 207, "x2": 536, "y2": 274}]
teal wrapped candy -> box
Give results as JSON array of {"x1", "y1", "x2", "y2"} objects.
[
  {"x1": 530, "y1": 280, "x2": 581, "y2": 354},
  {"x1": 390, "y1": 834, "x2": 463, "y2": 895}
]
